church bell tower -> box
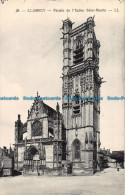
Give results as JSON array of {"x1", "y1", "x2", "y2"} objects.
[{"x1": 61, "y1": 17, "x2": 102, "y2": 175}]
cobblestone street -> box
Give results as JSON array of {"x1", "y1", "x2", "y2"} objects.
[{"x1": 0, "y1": 168, "x2": 124, "y2": 195}]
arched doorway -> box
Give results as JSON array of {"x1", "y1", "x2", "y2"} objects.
[
  {"x1": 24, "y1": 145, "x2": 39, "y2": 172},
  {"x1": 72, "y1": 139, "x2": 81, "y2": 161}
]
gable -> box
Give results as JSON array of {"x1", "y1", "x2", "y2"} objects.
[{"x1": 28, "y1": 100, "x2": 57, "y2": 120}]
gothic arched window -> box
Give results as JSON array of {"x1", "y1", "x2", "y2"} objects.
[
  {"x1": 48, "y1": 127, "x2": 54, "y2": 138},
  {"x1": 73, "y1": 94, "x2": 80, "y2": 115},
  {"x1": 72, "y1": 139, "x2": 80, "y2": 160},
  {"x1": 32, "y1": 120, "x2": 42, "y2": 136},
  {"x1": 75, "y1": 94, "x2": 79, "y2": 105}
]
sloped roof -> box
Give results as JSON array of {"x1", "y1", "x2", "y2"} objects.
[
  {"x1": 43, "y1": 101, "x2": 57, "y2": 115},
  {"x1": 0, "y1": 147, "x2": 14, "y2": 159},
  {"x1": 28, "y1": 99, "x2": 58, "y2": 119}
]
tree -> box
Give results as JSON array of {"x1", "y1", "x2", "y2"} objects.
[{"x1": 110, "y1": 151, "x2": 124, "y2": 167}]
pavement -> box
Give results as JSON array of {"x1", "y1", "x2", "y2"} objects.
[{"x1": 0, "y1": 168, "x2": 124, "y2": 195}]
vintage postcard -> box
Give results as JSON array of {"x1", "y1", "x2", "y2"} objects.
[{"x1": 0, "y1": 0, "x2": 124, "y2": 194}]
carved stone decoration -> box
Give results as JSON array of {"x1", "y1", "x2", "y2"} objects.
[
  {"x1": 80, "y1": 74, "x2": 83, "y2": 86},
  {"x1": 75, "y1": 87, "x2": 79, "y2": 94},
  {"x1": 63, "y1": 38, "x2": 67, "y2": 45},
  {"x1": 75, "y1": 76, "x2": 79, "y2": 93},
  {"x1": 32, "y1": 120, "x2": 42, "y2": 136},
  {"x1": 64, "y1": 79, "x2": 68, "y2": 88},
  {"x1": 76, "y1": 35, "x2": 83, "y2": 49},
  {"x1": 63, "y1": 88, "x2": 68, "y2": 96},
  {"x1": 85, "y1": 132, "x2": 88, "y2": 144},
  {"x1": 53, "y1": 144, "x2": 58, "y2": 161},
  {"x1": 68, "y1": 38, "x2": 71, "y2": 43},
  {"x1": 68, "y1": 78, "x2": 73, "y2": 89},
  {"x1": 89, "y1": 132, "x2": 93, "y2": 144},
  {"x1": 86, "y1": 83, "x2": 88, "y2": 90},
  {"x1": 14, "y1": 147, "x2": 18, "y2": 162},
  {"x1": 82, "y1": 84, "x2": 85, "y2": 92},
  {"x1": 86, "y1": 75, "x2": 89, "y2": 83},
  {"x1": 81, "y1": 70, "x2": 94, "y2": 91},
  {"x1": 98, "y1": 137, "x2": 101, "y2": 147},
  {"x1": 97, "y1": 103, "x2": 100, "y2": 112},
  {"x1": 90, "y1": 83, "x2": 94, "y2": 90},
  {"x1": 68, "y1": 78, "x2": 73, "y2": 96},
  {"x1": 69, "y1": 88, "x2": 72, "y2": 96},
  {"x1": 81, "y1": 74, "x2": 85, "y2": 92},
  {"x1": 39, "y1": 145, "x2": 46, "y2": 160}
]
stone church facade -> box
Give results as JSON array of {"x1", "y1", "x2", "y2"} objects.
[
  {"x1": 14, "y1": 98, "x2": 66, "y2": 174},
  {"x1": 61, "y1": 17, "x2": 102, "y2": 175},
  {"x1": 14, "y1": 17, "x2": 102, "y2": 175}
]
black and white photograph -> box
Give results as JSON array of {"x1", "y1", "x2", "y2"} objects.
[{"x1": 0, "y1": 0, "x2": 124, "y2": 194}]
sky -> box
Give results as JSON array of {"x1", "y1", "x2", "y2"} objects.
[{"x1": 0, "y1": 0, "x2": 124, "y2": 152}]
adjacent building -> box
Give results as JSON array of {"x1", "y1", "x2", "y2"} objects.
[{"x1": 0, "y1": 146, "x2": 14, "y2": 176}]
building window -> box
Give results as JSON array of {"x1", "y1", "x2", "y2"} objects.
[
  {"x1": 32, "y1": 120, "x2": 42, "y2": 136},
  {"x1": 72, "y1": 139, "x2": 80, "y2": 160},
  {"x1": 73, "y1": 95, "x2": 80, "y2": 115},
  {"x1": 48, "y1": 127, "x2": 54, "y2": 138}
]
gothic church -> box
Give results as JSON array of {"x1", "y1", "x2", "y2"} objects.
[{"x1": 14, "y1": 17, "x2": 102, "y2": 175}]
